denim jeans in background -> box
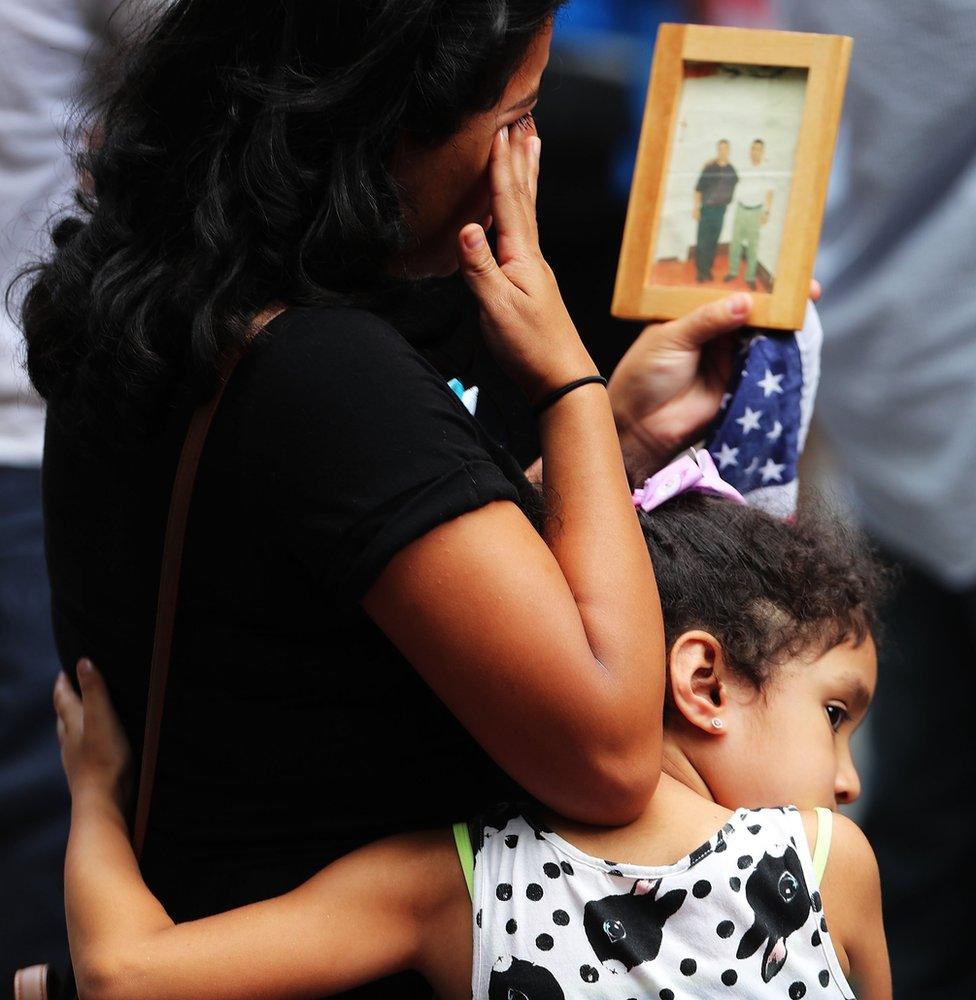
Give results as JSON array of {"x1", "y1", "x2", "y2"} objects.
[{"x1": 0, "y1": 466, "x2": 69, "y2": 999}]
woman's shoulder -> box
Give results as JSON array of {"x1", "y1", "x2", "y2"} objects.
[
  {"x1": 238, "y1": 303, "x2": 455, "y2": 409},
  {"x1": 254, "y1": 304, "x2": 424, "y2": 364}
]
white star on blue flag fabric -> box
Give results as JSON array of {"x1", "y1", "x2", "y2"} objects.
[
  {"x1": 735, "y1": 406, "x2": 763, "y2": 435},
  {"x1": 757, "y1": 368, "x2": 785, "y2": 397},
  {"x1": 716, "y1": 443, "x2": 739, "y2": 469},
  {"x1": 703, "y1": 302, "x2": 823, "y2": 516}
]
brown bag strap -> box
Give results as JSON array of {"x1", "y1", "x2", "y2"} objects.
[
  {"x1": 132, "y1": 306, "x2": 285, "y2": 858},
  {"x1": 14, "y1": 309, "x2": 285, "y2": 1000}
]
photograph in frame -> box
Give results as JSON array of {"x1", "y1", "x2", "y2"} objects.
[{"x1": 613, "y1": 25, "x2": 852, "y2": 330}]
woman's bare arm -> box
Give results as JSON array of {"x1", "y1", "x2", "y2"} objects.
[{"x1": 363, "y1": 121, "x2": 664, "y2": 826}]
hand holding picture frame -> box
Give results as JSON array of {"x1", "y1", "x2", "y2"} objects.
[{"x1": 613, "y1": 25, "x2": 852, "y2": 330}]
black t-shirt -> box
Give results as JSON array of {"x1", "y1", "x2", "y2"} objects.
[
  {"x1": 695, "y1": 160, "x2": 739, "y2": 208},
  {"x1": 43, "y1": 282, "x2": 539, "y2": 997}
]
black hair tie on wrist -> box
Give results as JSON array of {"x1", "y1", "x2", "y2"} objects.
[{"x1": 533, "y1": 375, "x2": 608, "y2": 416}]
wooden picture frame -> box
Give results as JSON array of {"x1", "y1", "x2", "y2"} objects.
[{"x1": 612, "y1": 24, "x2": 852, "y2": 330}]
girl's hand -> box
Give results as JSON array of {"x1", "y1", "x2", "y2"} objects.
[
  {"x1": 457, "y1": 118, "x2": 598, "y2": 405},
  {"x1": 609, "y1": 281, "x2": 822, "y2": 480},
  {"x1": 54, "y1": 659, "x2": 133, "y2": 808}
]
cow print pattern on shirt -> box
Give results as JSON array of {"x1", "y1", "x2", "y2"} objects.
[
  {"x1": 488, "y1": 956, "x2": 564, "y2": 1000},
  {"x1": 735, "y1": 845, "x2": 812, "y2": 982},
  {"x1": 582, "y1": 878, "x2": 686, "y2": 971},
  {"x1": 470, "y1": 806, "x2": 855, "y2": 998}
]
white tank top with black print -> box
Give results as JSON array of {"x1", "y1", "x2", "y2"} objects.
[{"x1": 459, "y1": 804, "x2": 854, "y2": 999}]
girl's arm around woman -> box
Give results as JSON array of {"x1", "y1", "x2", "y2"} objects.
[{"x1": 57, "y1": 666, "x2": 471, "y2": 1000}]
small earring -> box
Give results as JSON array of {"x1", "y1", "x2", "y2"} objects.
[{"x1": 710, "y1": 718, "x2": 725, "y2": 730}]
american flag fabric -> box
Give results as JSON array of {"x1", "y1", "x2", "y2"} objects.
[{"x1": 704, "y1": 301, "x2": 823, "y2": 517}]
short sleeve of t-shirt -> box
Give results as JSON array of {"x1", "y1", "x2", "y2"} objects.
[{"x1": 236, "y1": 305, "x2": 524, "y2": 601}]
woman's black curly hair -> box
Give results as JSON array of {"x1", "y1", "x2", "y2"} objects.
[
  {"x1": 639, "y1": 493, "x2": 891, "y2": 690},
  {"x1": 14, "y1": 0, "x2": 564, "y2": 438}
]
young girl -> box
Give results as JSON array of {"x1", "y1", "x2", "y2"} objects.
[{"x1": 54, "y1": 486, "x2": 892, "y2": 1000}]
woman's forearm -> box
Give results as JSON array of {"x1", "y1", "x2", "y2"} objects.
[
  {"x1": 538, "y1": 382, "x2": 665, "y2": 790},
  {"x1": 366, "y1": 120, "x2": 665, "y2": 826},
  {"x1": 526, "y1": 436, "x2": 671, "y2": 493},
  {"x1": 365, "y1": 380, "x2": 666, "y2": 825}
]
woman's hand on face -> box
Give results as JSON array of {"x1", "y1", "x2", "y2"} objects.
[
  {"x1": 54, "y1": 660, "x2": 133, "y2": 808},
  {"x1": 457, "y1": 119, "x2": 597, "y2": 404},
  {"x1": 608, "y1": 280, "x2": 822, "y2": 478}
]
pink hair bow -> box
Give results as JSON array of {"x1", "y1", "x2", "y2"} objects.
[{"x1": 632, "y1": 448, "x2": 747, "y2": 513}]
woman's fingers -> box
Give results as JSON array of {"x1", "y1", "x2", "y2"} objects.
[
  {"x1": 508, "y1": 118, "x2": 529, "y2": 191},
  {"x1": 511, "y1": 114, "x2": 539, "y2": 206},
  {"x1": 457, "y1": 224, "x2": 510, "y2": 306},
  {"x1": 456, "y1": 117, "x2": 590, "y2": 399},
  {"x1": 488, "y1": 127, "x2": 523, "y2": 262},
  {"x1": 488, "y1": 126, "x2": 536, "y2": 267},
  {"x1": 527, "y1": 135, "x2": 541, "y2": 204},
  {"x1": 647, "y1": 279, "x2": 820, "y2": 355},
  {"x1": 661, "y1": 293, "x2": 753, "y2": 352},
  {"x1": 510, "y1": 115, "x2": 540, "y2": 243}
]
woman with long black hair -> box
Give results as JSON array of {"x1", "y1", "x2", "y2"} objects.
[{"x1": 23, "y1": 2, "x2": 758, "y2": 995}]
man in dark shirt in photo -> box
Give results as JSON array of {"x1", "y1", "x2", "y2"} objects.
[{"x1": 692, "y1": 139, "x2": 738, "y2": 282}]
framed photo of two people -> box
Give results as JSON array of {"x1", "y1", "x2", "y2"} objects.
[{"x1": 613, "y1": 25, "x2": 852, "y2": 330}]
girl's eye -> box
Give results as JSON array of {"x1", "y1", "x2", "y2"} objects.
[{"x1": 825, "y1": 704, "x2": 847, "y2": 732}]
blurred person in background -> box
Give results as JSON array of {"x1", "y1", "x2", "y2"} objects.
[
  {"x1": 769, "y1": 2, "x2": 976, "y2": 996},
  {"x1": 0, "y1": 0, "x2": 158, "y2": 992}
]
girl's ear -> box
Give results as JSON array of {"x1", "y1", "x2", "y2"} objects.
[{"x1": 668, "y1": 630, "x2": 729, "y2": 736}]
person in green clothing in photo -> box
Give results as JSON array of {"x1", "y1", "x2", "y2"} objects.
[{"x1": 724, "y1": 138, "x2": 774, "y2": 290}]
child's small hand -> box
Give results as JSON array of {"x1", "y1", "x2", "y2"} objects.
[{"x1": 54, "y1": 659, "x2": 133, "y2": 808}]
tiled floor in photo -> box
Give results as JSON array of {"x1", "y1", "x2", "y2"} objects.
[{"x1": 651, "y1": 249, "x2": 774, "y2": 292}]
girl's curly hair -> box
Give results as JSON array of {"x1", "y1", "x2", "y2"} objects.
[{"x1": 639, "y1": 493, "x2": 892, "y2": 689}]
